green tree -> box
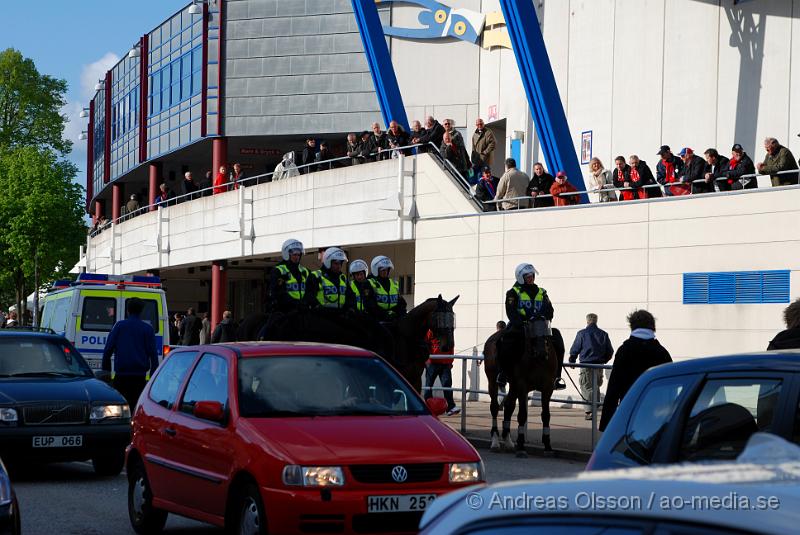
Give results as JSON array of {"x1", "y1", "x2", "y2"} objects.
[
  {"x1": 0, "y1": 147, "x2": 85, "y2": 320},
  {"x1": 0, "y1": 48, "x2": 71, "y2": 155}
]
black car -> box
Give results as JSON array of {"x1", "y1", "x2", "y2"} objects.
[
  {"x1": 588, "y1": 352, "x2": 800, "y2": 471},
  {"x1": 0, "y1": 331, "x2": 131, "y2": 475},
  {"x1": 0, "y1": 457, "x2": 19, "y2": 535}
]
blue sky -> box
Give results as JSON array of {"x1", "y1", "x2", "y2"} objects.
[{"x1": 0, "y1": 0, "x2": 185, "y2": 190}]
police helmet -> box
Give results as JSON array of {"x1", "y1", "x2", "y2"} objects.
[
  {"x1": 370, "y1": 256, "x2": 394, "y2": 277},
  {"x1": 281, "y1": 239, "x2": 304, "y2": 261},
  {"x1": 349, "y1": 259, "x2": 368, "y2": 275},
  {"x1": 322, "y1": 247, "x2": 348, "y2": 269},
  {"x1": 515, "y1": 263, "x2": 539, "y2": 284}
]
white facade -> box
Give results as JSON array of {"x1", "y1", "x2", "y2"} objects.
[{"x1": 389, "y1": 0, "x2": 800, "y2": 179}]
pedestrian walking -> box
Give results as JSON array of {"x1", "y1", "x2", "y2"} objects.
[
  {"x1": 211, "y1": 310, "x2": 238, "y2": 343},
  {"x1": 599, "y1": 310, "x2": 672, "y2": 431},
  {"x1": 100, "y1": 298, "x2": 159, "y2": 408},
  {"x1": 199, "y1": 312, "x2": 211, "y2": 344},
  {"x1": 179, "y1": 307, "x2": 202, "y2": 346},
  {"x1": 423, "y1": 329, "x2": 459, "y2": 416},
  {"x1": 569, "y1": 313, "x2": 614, "y2": 420}
]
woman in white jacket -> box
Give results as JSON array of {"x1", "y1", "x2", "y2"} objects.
[{"x1": 587, "y1": 157, "x2": 617, "y2": 203}]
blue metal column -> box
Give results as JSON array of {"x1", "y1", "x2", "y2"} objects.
[
  {"x1": 499, "y1": 0, "x2": 586, "y2": 198},
  {"x1": 351, "y1": 0, "x2": 410, "y2": 131}
]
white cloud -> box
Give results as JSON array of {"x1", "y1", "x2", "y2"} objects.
[{"x1": 80, "y1": 52, "x2": 120, "y2": 100}]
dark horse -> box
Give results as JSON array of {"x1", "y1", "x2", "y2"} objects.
[
  {"x1": 483, "y1": 326, "x2": 563, "y2": 457},
  {"x1": 237, "y1": 296, "x2": 459, "y2": 393}
]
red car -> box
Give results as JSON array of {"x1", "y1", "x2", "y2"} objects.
[{"x1": 126, "y1": 342, "x2": 484, "y2": 534}]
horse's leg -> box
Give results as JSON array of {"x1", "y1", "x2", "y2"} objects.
[
  {"x1": 501, "y1": 387, "x2": 516, "y2": 452},
  {"x1": 515, "y1": 389, "x2": 529, "y2": 458},
  {"x1": 541, "y1": 389, "x2": 553, "y2": 453},
  {"x1": 488, "y1": 373, "x2": 500, "y2": 452}
]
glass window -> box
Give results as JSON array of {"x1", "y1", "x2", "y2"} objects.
[
  {"x1": 238, "y1": 356, "x2": 427, "y2": 418},
  {"x1": 180, "y1": 354, "x2": 229, "y2": 416},
  {"x1": 623, "y1": 376, "x2": 687, "y2": 463},
  {"x1": 191, "y1": 46, "x2": 203, "y2": 95},
  {"x1": 148, "y1": 351, "x2": 197, "y2": 410},
  {"x1": 679, "y1": 378, "x2": 782, "y2": 461},
  {"x1": 124, "y1": 298, "x2": 160, "y2": 334},
  {"x1": 171, "y1": 61, "x2": 181, "y2": 104},
  {"x1": 0, "y1": 338, "x2": 92, "y2": 378},
  {"x1": 80, "y1": 297, "x2": 117, "y2": 332},
  {"x1": 43, "y1": 296, "x2": 71, "y2": 334}
]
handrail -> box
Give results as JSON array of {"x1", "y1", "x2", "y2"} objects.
[
  {"x1": 482, "y1": 168, "x2": 800, "y2": 206},
  {"x1": 96, "y1": 142, "x2": 428, "y2": 230}
]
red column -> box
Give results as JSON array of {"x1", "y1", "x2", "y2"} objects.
[
  {"x1": 212, "y1": 137, "x2": 228, "y2": 193},
  {"x1": 211, "y1": 260, "x2": 228, "y2": 331},
  {"x1": 149, "y1": 163, "x2": 160, "y2": 211},
  {"x1": 94, "y1": 200, "x2": 104, "y2": 224},
  {"x1": 112, "y1": 184, "x2": 122, "y2": 222}
]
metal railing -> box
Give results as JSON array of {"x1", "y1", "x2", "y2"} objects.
[
  {"x1": 423, "y1": 352, "x2": 613, "y2": 452},
  {"x1": 481, "y1": 168, "x2": 800, "y2": 208},
  {"x1": 89, "y1": 142, "x2": 429, "y2": 233}
]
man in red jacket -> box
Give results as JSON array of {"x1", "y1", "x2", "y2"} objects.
[
  {"x1": 550, "y1": 171, "x2": 579, "y2": 206},
  {"x1": 424, "y1": 329, "x2": 459, "y2": 416}
]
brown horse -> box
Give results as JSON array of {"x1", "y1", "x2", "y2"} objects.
[
  {"x1": 237, "y1": 295, "x2": 458, "y2": 393},
  {"x1": 483, "y1": 327, "x2": 563, "y2": 457}
]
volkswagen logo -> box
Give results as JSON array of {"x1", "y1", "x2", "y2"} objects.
[{"x1": 391, "y1": 465, "x2": 408, "y2": 483}]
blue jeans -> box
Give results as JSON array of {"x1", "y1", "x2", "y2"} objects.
[{"x1": 425, "y1": 363, "x2": 455, "y2": 410}]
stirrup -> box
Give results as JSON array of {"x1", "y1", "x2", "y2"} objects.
[{"x1": 553, "y1": 378, "x2": 566, "y2": 391}]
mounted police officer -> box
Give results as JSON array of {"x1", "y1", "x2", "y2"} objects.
[
  {"x1": 268, "y1": 238, "x2": 309, "y2": 313},
  {"x1": 305, "y1": 247, "x2": 348, "y2": 310},
  {"x1": 368, "y1": 255, "x2": 407, "y2": 321},
  {"x1": 499, "y1": 263, "x2": 566, "y2": 390},
  {"x1": 345, "y1": 259, "x2": 374, "y2": 313}
]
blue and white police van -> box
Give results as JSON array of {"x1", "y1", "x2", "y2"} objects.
[{"x1": 39, "y1": 273, "x2": 170, "y2": 370}]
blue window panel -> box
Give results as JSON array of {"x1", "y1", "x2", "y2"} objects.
[
  {"x1": 683, "y1": 273, "x2": 708, "y2": 304},
  {"x1": 683, "y1": 271, "x2": 790, "y2": 304}
]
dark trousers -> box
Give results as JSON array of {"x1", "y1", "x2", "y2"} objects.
[
  {"x1": 113, "y1": 375, "x2": 148, "y2": 409},
  {"x1": 425, "y1": 363, "x2": 455, "y2": 410}
]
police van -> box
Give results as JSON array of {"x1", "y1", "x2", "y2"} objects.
[{"x1": 39, "y1": 273, "x2": 170, "y2": 370}]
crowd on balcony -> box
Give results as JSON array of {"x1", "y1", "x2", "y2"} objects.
[{"x1": 91, "y1": 112, "x2": 800, "y2": 234}]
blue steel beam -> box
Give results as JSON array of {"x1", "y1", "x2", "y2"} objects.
[
  {"x1": 499, "y1": 0, "x2": 587, "y2": 198},
  {"x1": 351, "y1": 0, "x2": 410, "y2": 131}
]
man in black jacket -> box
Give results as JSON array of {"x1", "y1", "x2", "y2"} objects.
[
  {"x1": 678, "y1": 148, "x2": 708, "y2": 194},
  {"x1": 179, "y1": 171, "x2": 199, "y2": 201},
  {"x1": 656, "y1": 145, "x2": 686, "y2": 196},
  {"x1": 419, "y1": 116, "x2": 445, "y2": 152},
  {"x1": 345, "y1": 133, "x2": 363, "y2": 166},
  {"x1": 528, "y1": 162, "x2": 555, "y2": 207},
  {"x1": 211, "y1": 311, "x2": 238, "y2": 343},
  {"x1": 703, "y1": 148, "x2": 731, "y2": 191},
  {"x1": 300, "y1": 138, "x2": 317, "y2": 174},
  {"x1": 727, "y1": 143, "x2": 758, "y2": 190},
  {"x1": 179, "y1": 308, "x2": 202, "y2": 346},
  {"x1": 475, "y1": 167, "x2": 499, "y2": 210},
  {"x1": 767, "y1": 299, "x2": 800, "y2": 350},
  {"x1": 600, "y1": 310, "x2": 672, "y2": 431},
  {"x1": 366, "y1": 122, "x2": 389, "y2": 161}
]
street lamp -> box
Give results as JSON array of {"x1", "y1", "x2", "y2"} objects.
[
  {"x1": 128, "y1": 43, "x2": 141, "y2": 59},
  {"x1": 79, "y1": 108, "x2": 90, "y2": 119},
  {"x1": 189, "y1": 0, "x2": 215, "y2": 15},
  {"x1": 94, "y1": 80, "x2": 104, "y2": 91},
  {"x1": 79, "y1": 131, "x2": 88, "y2": 141}
]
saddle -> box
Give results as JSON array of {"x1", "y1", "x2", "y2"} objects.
[{"x1": 523, "y1": 319, "x2": 552, "y2": 359}]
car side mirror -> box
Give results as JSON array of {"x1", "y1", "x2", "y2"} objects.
[
  {"x1": 194, "y1": 400, "x2": 225, "y2": 423},
  {"x1": 426, "y1": 397, "x2": 448, "y2": 417}
]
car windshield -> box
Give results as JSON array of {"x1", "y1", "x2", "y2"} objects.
[
  {"x1": 0, "y1": 338, "x2": 92, "y2": 378},
  {"x1": 238, "y1": 356, "x2": 428, "y2": 417}
]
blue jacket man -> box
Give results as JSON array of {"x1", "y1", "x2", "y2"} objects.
[
  {"x1": 569, "y1": 313, "x2": 614, "y2": 419},
  {"x1": 101, "y1": 297, "x2": 158, "y2": 408}
]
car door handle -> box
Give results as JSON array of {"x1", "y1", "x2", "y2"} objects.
[{"x1": 164, "y1": 428, "x2": 176, "y2": 437}]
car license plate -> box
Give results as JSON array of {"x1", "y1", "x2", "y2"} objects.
[
  {"x1": 86, "y1": 359, "x2": 102, "y2": 370},
  {"x1": 32, "y1": 435, "x2": 83, "y2": 448},
  {"x1": 367, "y1": 494, "x2": 437, "y2": 513}
]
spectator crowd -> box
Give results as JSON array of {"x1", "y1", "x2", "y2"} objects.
[{"x1": 91, "y1": 115, "x2": 800, "y2": 232}]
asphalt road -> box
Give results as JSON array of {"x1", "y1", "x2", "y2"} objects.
[{"x1": 11, "y1": 450, "x2": 585, "y2": 534}]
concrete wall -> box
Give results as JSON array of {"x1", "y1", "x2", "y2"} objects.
[
  {"x1": 86, "y1": 155, "x2": 462, "y2": 275},
  {"x1": 224, "y1": 0, "x2": 385, "y2": 136},
  {"x1": 415, "y1": 187, "x2": 800, "y2": 363}
]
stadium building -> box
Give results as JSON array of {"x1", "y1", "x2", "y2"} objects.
[{"x1": 81, "y1": 0, "x2": 800, "y2": 373}]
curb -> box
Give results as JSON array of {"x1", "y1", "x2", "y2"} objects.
[{"x1": 466, "y1": 435, "x2": 592, "y2": 463}]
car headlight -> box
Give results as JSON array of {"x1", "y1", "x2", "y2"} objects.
[
  {"x1": 90, "y1": 404, "x2": 131, "y2": 422},
  {"x1": 0, "y1": 460, "x2": 11, "y2": 506},
  {"x1": 0, "y1": 408, "x2": 17, "y2": 423},
  {"x1": 449, "y1": 462, "x2": 484, "y2": 484},
  {"x1": 282, "y1": 465, "x2": 345, "y2": 487}
]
